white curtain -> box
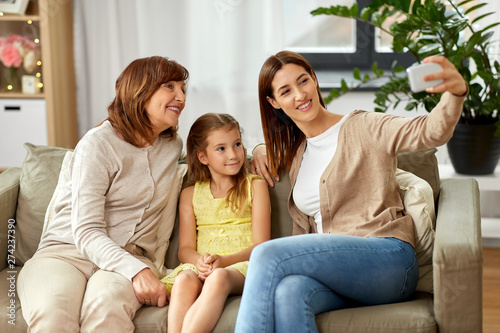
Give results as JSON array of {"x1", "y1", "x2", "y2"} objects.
[
  {"x1": 478, "y1": 1, "x2": 500, "y2": 63},
  {"x1": 73, "y1": 0, "x2": 285, "y2": 150},
  {"x1": 73, "y1": 0, "x2": 500, "y2": 149}
]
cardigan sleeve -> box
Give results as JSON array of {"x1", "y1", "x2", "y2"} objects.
[
  {"x1": 70, "y1": 136, "x2": 147, "y2": 281},
  {"x1": 360, "y1": 92, "x2": 466, "y2": 156}
]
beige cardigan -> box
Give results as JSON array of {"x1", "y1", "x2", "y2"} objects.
[
  {"x1": 39, "y1": 121, "x2": 183, "y2": 281},
  {"x1": 288, "y1": 92, "x2": 466, "y2": 247}
]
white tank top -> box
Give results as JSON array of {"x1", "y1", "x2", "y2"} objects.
[{"x1": 292, "y1": 115, "x2": 348, "y2": 233}]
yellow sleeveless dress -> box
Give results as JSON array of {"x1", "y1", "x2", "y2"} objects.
[{"x1": 161, "y1": 175, "x2": 255, "y2": 293}]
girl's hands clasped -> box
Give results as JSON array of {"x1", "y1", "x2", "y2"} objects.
[{"x1": 196, "y1": 253, "x2": 222, "y2": 281}]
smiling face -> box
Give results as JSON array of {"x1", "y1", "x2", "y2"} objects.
[
  {"x1": 197, "y1": 127, "x2": 245, "y2": 178},
  {"x1": 145, "y1": 80, "x2": 186, "y2": 136},
  {"x1": 266, "y1": 63, "x2": 322, "y2": 126}
]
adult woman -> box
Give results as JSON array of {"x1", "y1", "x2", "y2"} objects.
[
  {"x1": 234, "y1": 51, "x2": 467, "y2": 333},
  {"x1": 18, "y1": 56, "x2": 188, "y2": 332}
]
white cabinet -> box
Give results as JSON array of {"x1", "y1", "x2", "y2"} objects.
[
  {"x1": 0, "y1": 0, "x2": 78, "y2": 163},
  {"x1": 0, "y1": 98, "x2": 47, "y2": 168}
]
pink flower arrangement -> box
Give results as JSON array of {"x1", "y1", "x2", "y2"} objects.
[{"x1": 0, "y1": 34, "x2": 41, "y2": 73}]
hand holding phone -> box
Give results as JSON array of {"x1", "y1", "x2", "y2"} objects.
[{"x1": 406, "y1": 62, "x2": 444, "y2": 93}]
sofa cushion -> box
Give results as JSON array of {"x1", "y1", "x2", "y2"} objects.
[
  {"x1": 154, "y1": 164, "x2": 187, "y2": 276},
  {"x1": 397, "y1": 148, "x2": 440, "y2": 202},
  {"x1": 269, "y1": 172, "x2": 293, "y2": 239},
  {"x1": 42, "y1": 151, "x2": 73, "y2": 236},
  {"x1": 396, "y1": 169, "x2": 435, "y2": 293},
  {"x1": 315, "y1": 293, "x2": 436, "y2": 333},
  {"x1": 0, "y1": 167, "x2": 22, "y2": 271},
  {"x1": 0, "y1": 267, "x2": 27, "y2": 331},
  {"x1": 14, "y1": 143, "x2": 71, "y2": 265}
]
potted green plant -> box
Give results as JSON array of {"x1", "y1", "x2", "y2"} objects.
[{"x1": 312, "y1": 0, "x2": 500, "y2": 174}]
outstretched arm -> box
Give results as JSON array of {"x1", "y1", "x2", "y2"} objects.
[{"x1": 361, "y1": 56, "x2": 468, "y2": 155}]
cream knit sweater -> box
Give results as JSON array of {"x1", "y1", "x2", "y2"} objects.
[{"x1": 39, "y1": 121, "x2": 182, "y2": 281}]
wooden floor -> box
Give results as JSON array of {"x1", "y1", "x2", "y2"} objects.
[{"x1": 483, "y1": 247, "x2": 500, "y2": 333}]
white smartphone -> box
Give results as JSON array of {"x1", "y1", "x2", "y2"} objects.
[{"x1": 406, "y1": 62, "x2": 443, "y2": 93}]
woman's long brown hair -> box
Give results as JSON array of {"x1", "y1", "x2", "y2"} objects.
[
  {"x1": 258, "y1": 51, "x2": 326, "y2": 175},
  {"x1": 106, "y1": 56, "x2": 189, "y2": 147}
]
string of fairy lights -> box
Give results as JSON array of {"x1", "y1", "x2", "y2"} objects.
[{"x1": 0, "y1": 11, "x2": 44, "y2": 93}]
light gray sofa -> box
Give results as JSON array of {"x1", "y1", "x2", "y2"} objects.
[{"x1": 0, "y1": 144, "x2": 482, "y2": 332}]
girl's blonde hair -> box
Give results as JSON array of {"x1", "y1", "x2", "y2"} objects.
[{"x1": 186, "y1": 113, "x2": 252, "y2": 215}]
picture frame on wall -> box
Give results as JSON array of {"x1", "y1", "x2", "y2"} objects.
[{"x1": 0, "y1": 0, "x2": 29, "y2": 15}]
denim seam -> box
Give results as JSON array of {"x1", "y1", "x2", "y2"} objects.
[
  {"x1": 399, "y1": 252, "x2": 418, "y2": 300},
  {"x1": 305, "y1": 287, "x2": 331, "y2": 333}
]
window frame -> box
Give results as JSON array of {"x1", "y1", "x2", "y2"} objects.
[{"x1": 298, "y1": 0, "x2": 416, "y2": 72}]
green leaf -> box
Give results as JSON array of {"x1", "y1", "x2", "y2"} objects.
[
  {"x1": 405, "y1": 101, "x2": 418, "y2": 111},
  {"x1": 471, "y1": 12, "x2": 494, "y2": 25},
  {"x1": 480, "y1": 22, "x2": 500, "y2": 35},
  {"x1": 353, "y1": 68, "x2": 361, "y2": 80},
  {"x1": 350, "y1": 3, "x2": 359, "y2": 17},
  {"x1": 311, "y1": 5, "x2": 359, "y2": 18},
  {"x1": 328, "y1": 89, "x2": 341, "y2": 99},
  {"x1": 324, "y1": 89, "x2": 341, "y2": 104},
  {"x1": 411, "y1": 0, "x2": 421, "y2": 14},
  {"x1": 443, "y1": 18, "x2": 469, "y2": 34},
  {"x1": 457, "y1": 0, "x2": 478, "y2": 7},
  {"x1": 416, "y1": 35, "x2": 440, "y2": 41},
  {"x1": 340, "y1": 79, "x2": 349, "y2": 93},
  {"x1": 360, "y1": 7, "x2": 372, "y2": 21},
  {"x1": 418, "y1": 43, "x2": 442, "y2": 55},
  {"x1": 394, "y1": 65, "x2": 405, "y2": 73},
  {"x1": 464, "y1": 3, "x2": 488, "y2": 15},
  {"x1": 371, "y1": 62, "x2": 379, "y2": 75},
  {"x1": 371, "y1": 11, "x2": 383, "y2": 27}
]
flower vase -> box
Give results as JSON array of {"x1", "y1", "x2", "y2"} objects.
[{"x1": 3, "y1": 67, "x2": 20, "y2": 92}]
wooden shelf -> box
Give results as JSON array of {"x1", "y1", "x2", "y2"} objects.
[
  {"x1": 0, "y1": 92, "x2": 44, "y2": 99},
  {"x1": 0, "y1": 0, "x2": 78, "y2": 149},
  {"x1": 0, "y1": 14, "x2": 40, "y2": 22}
]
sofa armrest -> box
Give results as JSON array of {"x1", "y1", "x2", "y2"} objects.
[
  {"x1": 433, "y1": 178, "x2": 482, "y2": 333},
  {"x1": 0, "y1": 168, "x2": 22, "y2": 271}
]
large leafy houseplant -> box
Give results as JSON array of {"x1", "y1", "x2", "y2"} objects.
[{"x1": 312, "y1": 0, "x2": 500, "y2": 132}]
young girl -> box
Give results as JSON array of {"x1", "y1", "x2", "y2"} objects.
[{"x1": 162, "y1": 113, "x2": 271, "y2": 333}]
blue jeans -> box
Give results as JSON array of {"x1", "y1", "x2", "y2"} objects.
[{"x1": 234, "y1": 234, "x2": 418, "y2": 333}]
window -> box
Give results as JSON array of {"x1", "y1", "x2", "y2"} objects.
[
  {"x1": 284, "y1": 0, "x2": 356, "y2": 54},
  {"x1": 283, "y1": 0, "x2": 416, "y2": 89}
]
